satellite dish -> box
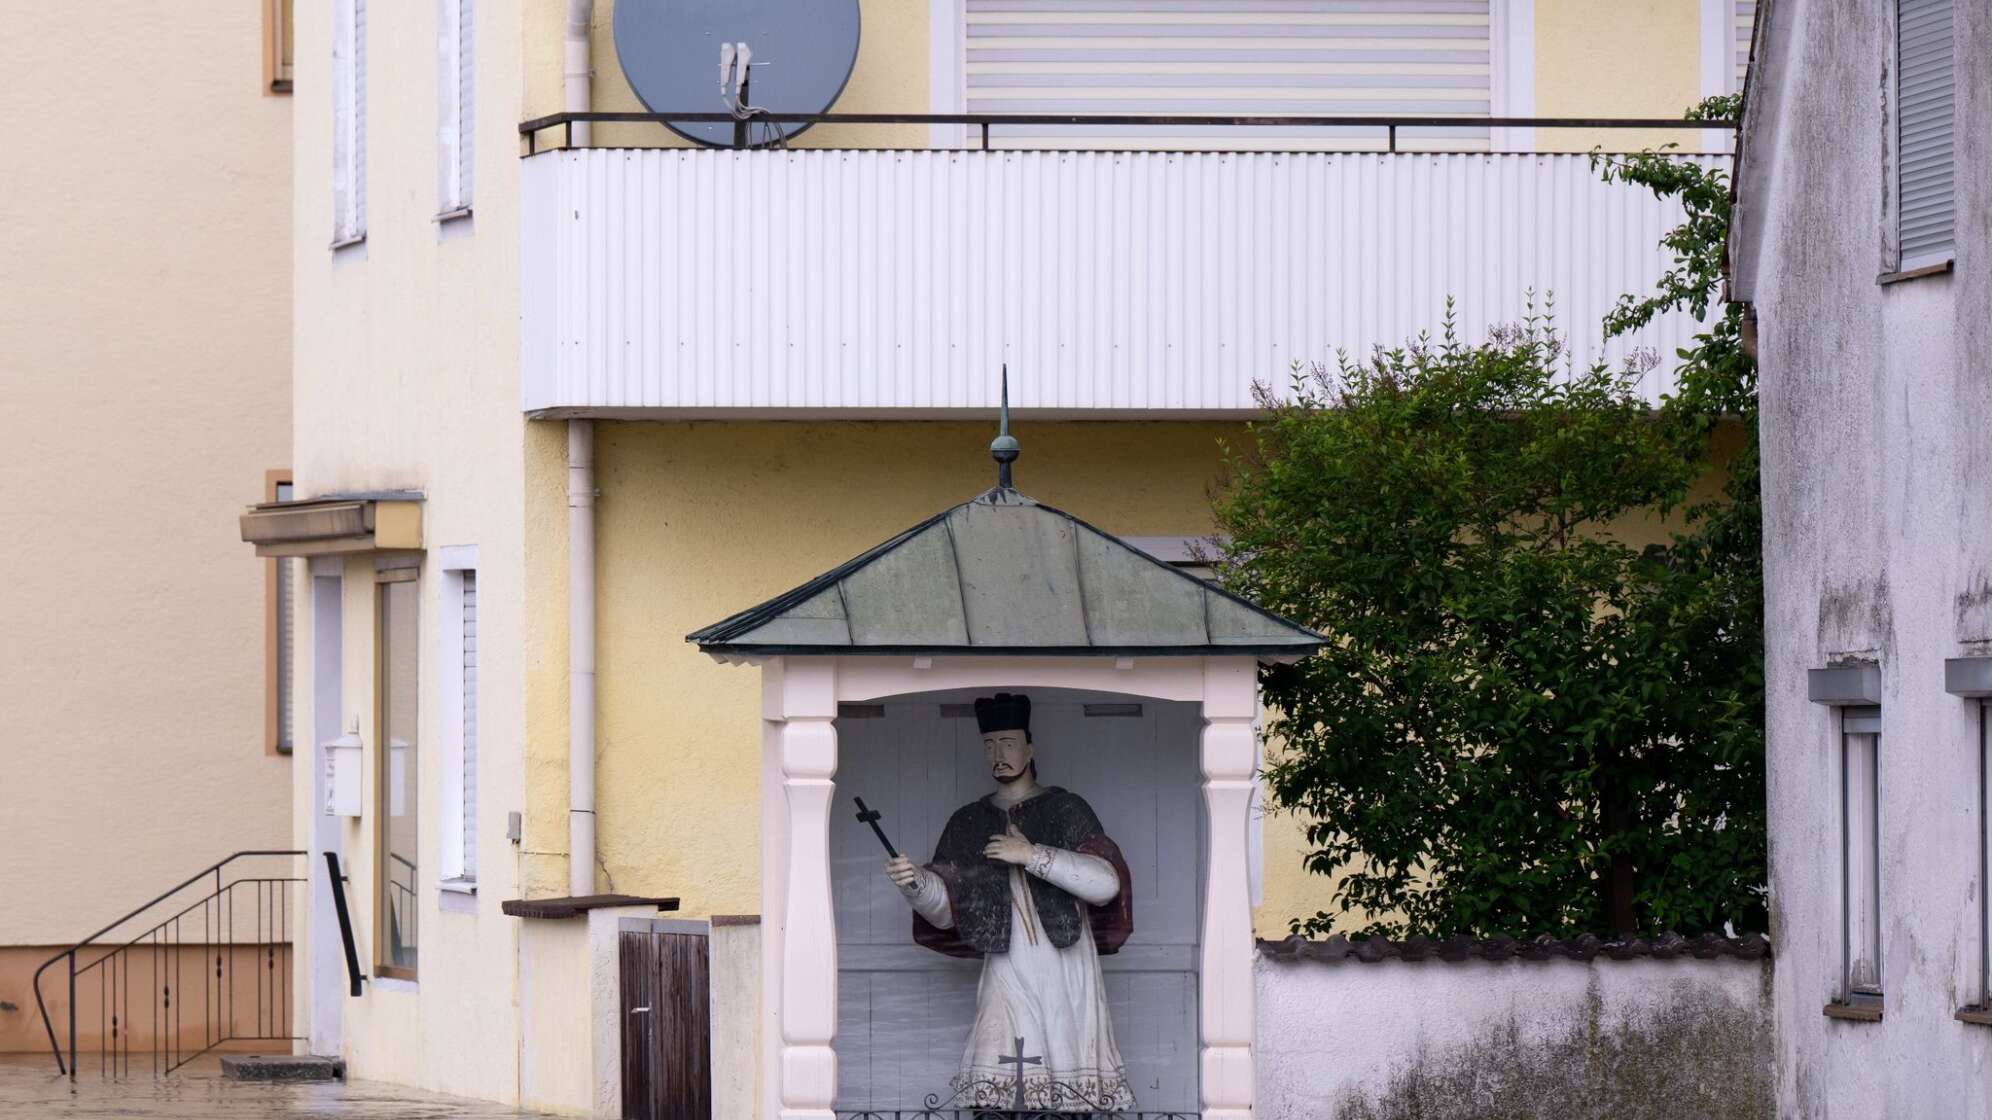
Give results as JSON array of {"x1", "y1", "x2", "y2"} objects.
[{"x1": 613, "y1": 0, "x2": 862, "y2": 147}]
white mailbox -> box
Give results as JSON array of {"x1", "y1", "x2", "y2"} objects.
[{"x1": 324, "y1": 730, "x2": 364, "y2": 817}]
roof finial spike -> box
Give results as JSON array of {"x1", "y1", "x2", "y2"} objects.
[{"x1": 990, "y1": 364, "x2": 1020, "y2": 491}]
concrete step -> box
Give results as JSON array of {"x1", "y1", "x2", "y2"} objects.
[{"x1": 219, "y1": 1054, "x2": 345, "y2": 1082}]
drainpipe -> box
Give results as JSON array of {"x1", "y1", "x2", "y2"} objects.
[
  {"x1": 568, "y1": 420, "x2": 597, "y2": 897},
  {"x1": 565, "y1": 0, "x2": 593, "y2": 147},
  {"x1": 564, "y1": 1, "x2": 595, "y2": 897}
]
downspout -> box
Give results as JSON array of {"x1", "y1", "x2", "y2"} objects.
[
  {"x1": 565, "y1": 0, "x2": 593, "y2": 147},
  {"x1": 564, "y1": 2, "x2": 595, "y2": 897},
  {"x1": 568, "y1": 420, "x2": 596, "y2": 897}
]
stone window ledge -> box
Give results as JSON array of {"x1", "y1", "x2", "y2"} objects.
[
  {"x1": 1955, "y1": 1006, "x2": 1992, "y2": 1027},
  {"x1": 1822, "y1": 999, "x2": 1884, "y2": 1023}
]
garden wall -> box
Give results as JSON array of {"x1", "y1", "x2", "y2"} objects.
[{"x1": 1254, "y1": 934, "x2": 1772, "y2": 1120}]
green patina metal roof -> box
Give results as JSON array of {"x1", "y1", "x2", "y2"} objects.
[{"x1": 687, "y1": 485, "x2": 1326, "y2": 661}]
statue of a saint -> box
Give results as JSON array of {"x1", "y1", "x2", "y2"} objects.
[{"x1": 884, "y1": 692, "x2": 1136, "y2": 1111}]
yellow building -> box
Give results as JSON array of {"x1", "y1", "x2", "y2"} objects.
[
  {"x1": 252, "y1": 1, "x2": 1751, "y2": 1114},
  {"x1": 0, "y1": 5, "x2": 294, "y2": 1058}
]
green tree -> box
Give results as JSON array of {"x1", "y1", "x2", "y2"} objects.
[{"x1": 1217, "y1": 97, "x2": 1764, "y2": 939}]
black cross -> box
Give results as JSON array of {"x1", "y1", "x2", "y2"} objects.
[
  {"x1": 852, "y1": 797, "x2": 899, "y2": 859},
  {"x1": 998, "y1": 1035, "x2": 1043, "y2": 1112}
]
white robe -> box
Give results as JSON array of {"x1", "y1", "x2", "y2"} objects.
[{"x1": 905, "y1": 794, "x2": 1136, "y2": 1112}]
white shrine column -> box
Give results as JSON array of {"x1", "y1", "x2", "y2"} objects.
[
  {"x1": 1200, "y1": 657, "x2": 1261, "y2": 1120},
  {"x1": 776, "y1": 658, "x2": 839, "y2": 1120}
]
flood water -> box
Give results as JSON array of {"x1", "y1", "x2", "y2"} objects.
[{"x1": 0, "y1": 1054, "x2": 566, "y2": 1118}]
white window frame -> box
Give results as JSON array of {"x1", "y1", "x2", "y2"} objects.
[
  {"x1": 1697, "y1": 0, "x2": 1749, "y2": 152},
  {"x1": 1839, "y1": 705, "x2": 1883, "y2": 1007},
  {"x1": 1490, "y1": 0, "x2": 1536, "y2": 152},
  {"x1": 332, "y1": 0, "x2": 367, "y2": 247},
  {"x1": 437, "y1": 545, "x2": 479, "y2": 891},
  {"x1": 927, "y1": 0, "x2": 965, "y2": 149},
  {"x1": 437, "y1": 0, "x2": 474, "y2": 218}
]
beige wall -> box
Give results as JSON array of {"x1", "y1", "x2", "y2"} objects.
[
  {"x1": 537, "y1": 0, "x2": 1727, "y2": 156},
  {"x1": 289, "y1": 0, "x2": 533, "y2": 1098},
  {"x1": 1536, "y1": 0, "x2": 1712, "y2": 152},
  {"x1": 0, "y1": 0, "x2": 292, "y2": 988},
  {"x1": 516, "y1": 421, "x2": 1382, "y2": 940},
  {"x1": 0, "y1": 944, "x2": 293, "y2": 1056},
  {"x1": 519, "y1": 0, "x2": 930, "y2": 151},
  {"x1": 524, "y1": 420, "x2": 1742, "y2": 944},
  {"x1": 524, "y1": 422, "x2": 1254, "y2": 915}
]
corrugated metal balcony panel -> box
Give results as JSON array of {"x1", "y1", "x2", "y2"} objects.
[{"x1": 521, "y1": 149, "x2": 1725, "y2": 415}]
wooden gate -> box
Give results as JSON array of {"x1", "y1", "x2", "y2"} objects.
[{"x1": 620, "y1": 920, "x2": 711, "y2": 1120}]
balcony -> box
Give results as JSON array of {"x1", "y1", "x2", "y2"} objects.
[{"x1": 519, "y1": 116, "x2": 1728, "y2": 417}]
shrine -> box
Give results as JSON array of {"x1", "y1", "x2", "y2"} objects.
[{"x1": 690, "y1": 394, "x2": 1325, "y2": 1119}]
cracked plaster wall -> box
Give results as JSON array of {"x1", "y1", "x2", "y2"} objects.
[{"x1": 1744, "y1": 0, "x2": 1992, "y2": 1113}]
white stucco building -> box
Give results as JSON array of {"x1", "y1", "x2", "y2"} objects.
[{"x1": 1731, "y1": 0, "x2": 1989, "y2": 1112}]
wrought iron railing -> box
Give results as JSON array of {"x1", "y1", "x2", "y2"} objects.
[
  {"x1": 385, "y1": 851, "x2": 417, "y2": 970},
  {"x1": 32, "y1": 850, "x2": 305, "y2": 1078},
  {"x1": 519, "y1": 110, "x2": 1734, "y2": 155}
]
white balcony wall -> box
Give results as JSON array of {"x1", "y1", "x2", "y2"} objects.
[{"x1": 521, "y1": 149, "x2": 1724, "y2": 416}]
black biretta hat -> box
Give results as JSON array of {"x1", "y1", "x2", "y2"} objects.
[{"x1": 973, "y1": 692, "x2": 1031, "y2": 735}]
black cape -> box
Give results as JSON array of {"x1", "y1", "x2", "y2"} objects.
[{"x1": 913, "y1": 786, "x2": 1133, "y2": 958}]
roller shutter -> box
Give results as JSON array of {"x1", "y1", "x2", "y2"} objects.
[
  {"x1": 1733, "y1": 1, "x2": 1755, "y2": 88},
  {"x1": 965, "y1": 0, "x2": 1492, "y2": 150},
  {"x1": 1897, "y1": 0, "x2": 1955, "y2": 270}
]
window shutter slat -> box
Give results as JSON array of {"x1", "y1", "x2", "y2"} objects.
[
  {"x1": 459, "y1": 0, "x2": 475, "y2": 209},
  {"x1": 1896, "y1": 0, "x2": 1954, "y2": 269},
  {"x1": 437, "y1": 0, "x2": 455, "y2": 210},
  {"x1": 1733, "y1": 0, "x2": 1756, "y2": 88},
  {"x1": 353, "y1": 0, "x2": 367, "y2": 236},
  {"x1": 964, "y1": 1, "x2": 1493, "y2": 150},
  {"x1": 461, "y1": 571, "x2": 478, "y2": 879},
  {"x1": 332, "y1": 0, "x2": 352, "y2": 238}
]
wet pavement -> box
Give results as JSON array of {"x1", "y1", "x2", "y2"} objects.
[{"x1": 0, "y1": 1054, "x2": 566, "y2": 1119}]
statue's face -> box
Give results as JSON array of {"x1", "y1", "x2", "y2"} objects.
[{"x1": 983, "y1": 729, "x2": 1033, "y2": 784}]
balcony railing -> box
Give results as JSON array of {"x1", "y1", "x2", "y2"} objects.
[
  {"x1": 519, "y1": 114, "x2": 1731, "y2": 418},
  {"x1": 519, "y1": 110, "x2": 1730, "y2": 156}
]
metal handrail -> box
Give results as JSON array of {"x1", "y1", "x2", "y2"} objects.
[
  {"x1": 32, "y1": 850, "x2": 305, "y2": 1077},
  {"x1": 519, "y1": 109, "x2": 1735, "y2": 155}
]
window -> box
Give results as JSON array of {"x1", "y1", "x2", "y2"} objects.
[
  {"x1": 1896, "y1": 0, "x2": 1955, "y2": 271},
  {"x1": 1733, "y1": 0, "x2": 1755, "y2": 88},
  {"x1": 266, "y1": 474, "x2": 296, "y2": 754},
  {"x1": 263, "y1": 0, "x2": 294, "y2": 93},
  {"x1": 1840, "y1": 706, "x2": 1882, "y2": 1007},
  {"x1": 437, "y1": 0, "x2": 475, "y2": 217},
  {"x1": 332, "y1": 0, "x2": 368, "y2": 246},
  {"x1": 376, "y1": 566, "x2": 420, "y2": 980},
  {"x1": 439, "y1": 551, "x2": 479, "y2": 888},
  {"x1": 1978, "y1": 701, "x2": 1989, "y2": 1009},
  {"x1": 960, "y1": 1, "x2": 1493, "y2": 151}
]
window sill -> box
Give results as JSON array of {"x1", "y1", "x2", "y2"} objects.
[
  {"x1": 1822, "y1": 999, "x2": 1884, "y2": 1023},
  {"x1": 434, "y1": 207, "x2": 473, "y2": 224},
  {"x1": 330, "y1": 234, "x2": 367, "y2": 252},
  {"x1": 1956, "y1": 1006, "x2": 1992, "y2": 1027},
  {"x1": 438, "y1": 878, "x2": 477, "y2": 895},
  {"x1": 1878, "y1": 260, "x2": 1953, "y2": 285}
]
